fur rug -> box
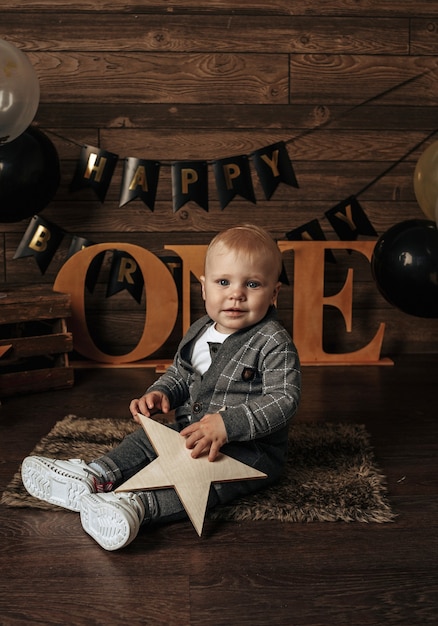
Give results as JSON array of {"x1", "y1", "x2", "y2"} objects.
[{"x1": 1, "y1": 415, "x2": 395, "y2": 523}]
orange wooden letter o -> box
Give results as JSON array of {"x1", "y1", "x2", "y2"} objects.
[{"x1": 53, "y1": 243, "x2": 178, "y2": 363}]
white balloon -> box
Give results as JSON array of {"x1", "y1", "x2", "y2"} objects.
[{"x1": 0, "y1": 39, "x2": 40, "y2": 144}]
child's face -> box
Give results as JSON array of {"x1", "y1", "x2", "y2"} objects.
[{"x1": 200, "y1": 245, "x2": 281, "y2": 334}]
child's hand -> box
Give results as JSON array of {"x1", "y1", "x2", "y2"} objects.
[
  {"x1": 180, "y1": 413, "x2": 228, "y2": 462},
  {"x1": 129, "y1": 392, "x2": 170, "y2": 423}
]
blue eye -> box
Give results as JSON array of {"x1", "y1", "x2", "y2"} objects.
[
  {"x1": 218, "y1": 279, "x2": 229, "y2": 286},
  {"x1": 247, "y1": 281, "x2": 260, "y2": 289}
]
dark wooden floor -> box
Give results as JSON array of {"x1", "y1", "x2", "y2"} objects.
[{"x1": 0, "y1": 355, "x2": 437, "y2": 625}]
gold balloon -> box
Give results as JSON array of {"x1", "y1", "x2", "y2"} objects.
[
  {"x1": 0, "y1": 39, "x2": 40, "y2": 143},
  {"x1": 414, "y1": 141, "x2": 438, "y2": 222}
]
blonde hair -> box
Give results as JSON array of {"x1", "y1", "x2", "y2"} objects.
[{"x1": 205, "y1": 224, "x2": 283, "y2": 279}]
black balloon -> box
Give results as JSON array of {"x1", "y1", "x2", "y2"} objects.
[
  {"x1": 372, "y1": 219, "x2": 438, "y2": 318},
  {"x1": 0, "y1": 126, "x2": 60, "y2": 222}
]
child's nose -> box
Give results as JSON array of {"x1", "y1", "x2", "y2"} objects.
[{"x1": 230, "y1": 285, "x2": 245, "y2": 300}]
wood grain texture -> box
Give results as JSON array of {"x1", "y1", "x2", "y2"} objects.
[
  {"x1": 290, "y1": 55, "x2": 438, "y2": 105},
  {"x1": 410, "y1": 18, "x2": 438, "y2": 54},
  {"x1": 1, "y1": 2, "x2": 437, "y2": 358},
  {"x1": 0, "y1": 358, "x2": 437, "y2": 624},
  {"x1": 3, "y1": 15, "x2": 410, "y2": 54},
  {"x1": 2, "y1": 0, "x2": 437, "y2": 16},
  {"x1": 34, "y1": 103, "x2": 438, "y2": 130},
  {"x1": 29, "y1": 52, "x2": 288, "y2": 104}
]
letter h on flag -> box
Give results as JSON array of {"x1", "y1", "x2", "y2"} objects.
[{"x1": 70, "y1": 145, "x2": 119, "y2": 202}]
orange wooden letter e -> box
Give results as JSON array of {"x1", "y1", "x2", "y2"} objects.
[{"x1": 277, "y1": 240, "x2": 389, "y2": 365}]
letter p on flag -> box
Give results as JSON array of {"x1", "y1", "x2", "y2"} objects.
[{"x1": 171, "y1": 161, "x2": 209, "y2": 212}]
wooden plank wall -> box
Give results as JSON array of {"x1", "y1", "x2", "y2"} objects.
[{"x1": 1, "y1": 1, "x2": 437, "y2": 362}]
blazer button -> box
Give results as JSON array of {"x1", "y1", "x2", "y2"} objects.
[{"x1": 192, "y1": 402, "x2": 202, "y2": 414}]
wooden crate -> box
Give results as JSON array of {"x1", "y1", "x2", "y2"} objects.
[{"x1": 0, "y1": 285, "x2": 74, "y2": 397}]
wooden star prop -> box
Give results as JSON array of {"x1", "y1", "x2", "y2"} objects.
[{"x1": 115, "y1": 414, "x2": 266, "y2": 536}]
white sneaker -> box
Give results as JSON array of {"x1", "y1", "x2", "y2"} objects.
[
  {"x1": 80, "y1": 492, "x2": 146, "y2": 551},
  {"x1": 21, "y1": 456, "x2": 99, "y2": 512}
]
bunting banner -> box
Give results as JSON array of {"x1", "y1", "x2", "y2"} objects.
[
  {"x1": 106, "y1": 249, "x2": 144, "y2": 303},
  {"x1": 67, "y1": 140, "x2": 299, "y2": 211},
  {"x1": 57, "y1": 74, "x2": 432, "y2": 214},
  {"x1": 278, "y1": 262, "x2": 290, "y2": 285},
  {"x1": 325, "y1": 195, "x2": 378, "y2": 240},
  {"x1": 13, "y1": 215, "x2": 64, "y2": 274},
  {"x1": 157, "y1": 254, "x2": 183, "y2": 302},
  {"x1": 251, "y1": 141, "x2": 299, "y2": 200},
  {"x1": 285, "y1": 218, "x2": 337, "y2": 264},
  {"x1": 15, "y1": 117, "x2": 432, "y2": 282},
  {"x1": 66, "y1": 235, "x2": 105, "y2": 293},
  {"x1": 172, "y1": 161, "x2": 209, "y2": 212},
  {"x1": 119, "y1": 157, "x2": 161, "y2": 210},
  {"x1": 13, "y1": 192, "x2": 380, "y2": 280},
  {"x1": 69, "y1": 145, "x2": 119, "y2": 202},
  {"x1": 212, "y1": 154, "x2": 256, "y2": 210}
]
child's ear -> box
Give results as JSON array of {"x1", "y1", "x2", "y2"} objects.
[
  {"x1": 200, "y1": 275, "x2": 206, "y2": 300},
  {"x1": 271, "y1": 281, "x2": 281, "y2": 305}
]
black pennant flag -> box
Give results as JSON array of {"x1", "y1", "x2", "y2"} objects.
[
  {"x1": 157, "y1": 253, "x2": 183, "y2": 302},
  {"x1": 106, "y1": 250, "x2": 144, "y2": 304},
  {"x1": 13, "y1": 215, "x2": 64, "y2": 274},
  {"x1": 278, "y1": 261, "x2": 290, "y2": 285},
  {"x1": 286, "y1": 219, "x2": 337, "y2": 264},
  {"x1": 171, "y1": 161, "x2": 209, "y2": 212},
  {"x1": 119, "y1": 157, "x2": 160, "y2": 210},
  {"x1": 252, "y1": 141, "x2": 299, "y2": 200},
  {"x1": 325, "y1": 195, "x2": 378, "y2": 240},
  {"x1": 70, "y1": 145, "x2": 118, "y2": 202},
  {"x1": 66, "y1": 235, "x2": 105, "y2": 293},
  {"x1": 212, "y1": 154, "x2": 256, "y2": 210}
]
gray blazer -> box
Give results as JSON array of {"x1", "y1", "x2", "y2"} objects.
[{"x1": 147, "y1": 307, "x2": 301, "y2": 458}]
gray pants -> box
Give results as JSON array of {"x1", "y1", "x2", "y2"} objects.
[{"x1": 95, "y1": 420, "x2": 283, "y2": 526}]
